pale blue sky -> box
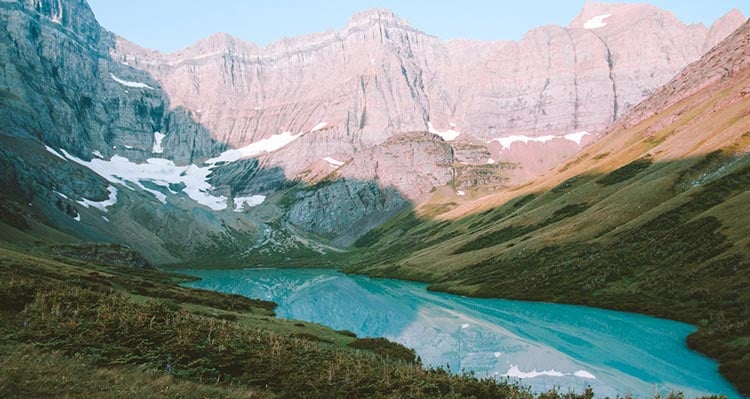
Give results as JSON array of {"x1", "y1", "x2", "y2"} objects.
[{"x1": 87, "y1": 1, "x2": 748, "y2": 52}]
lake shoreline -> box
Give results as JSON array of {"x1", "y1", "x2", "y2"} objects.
[{"x1": 177, "y1": 267, "x2": 743, "y2": 399}]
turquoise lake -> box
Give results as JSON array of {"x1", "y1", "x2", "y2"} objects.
[{"x1": 179, "y1": 268, "x2": 742, "y2": 399}]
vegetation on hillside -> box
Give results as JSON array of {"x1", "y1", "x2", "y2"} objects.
[
  {"x1": 345, "y1": 154, "x2": 750, "y2": 395},
  {"x1": 1, "y1": 245, "x2": 588, "y2": 399}
]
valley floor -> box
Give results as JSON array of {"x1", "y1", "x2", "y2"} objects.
[{"x1": 0, "y1": 245, "x2": 606, "y2": 399}]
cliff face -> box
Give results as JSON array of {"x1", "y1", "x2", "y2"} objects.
[
  {"x1": 345, "y1": 20, "x2": 750, "y2": 395},
  {"x1": 0, "y1": 0, "x2": 258, "y2": 262},
  {"x1": 0, "y1": 0, "x2": 224, "y2": 164},
  {"x1": 0, "y1": 0, "x2": 747, "y2": 263},
  {"x1": 113, "y1": 3, "x2": 745, "y2": 183}
]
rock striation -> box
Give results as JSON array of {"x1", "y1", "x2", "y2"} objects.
[
  {"x1": 0, "y1": 0, "x2": 747, "y2": 262},
  {"x1": 114, "y1": 3, "x2": 746, "y2": 183}
]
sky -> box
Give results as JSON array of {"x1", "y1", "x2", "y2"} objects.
[{"x1": 87, "y1": 1, "x2": 749, "y2": 53}]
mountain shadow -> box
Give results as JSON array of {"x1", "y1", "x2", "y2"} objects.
[
  {"x1": 344, "y1": 152, "x2": 750, "y2": 395},
  {"x1": 0, "y1": 0, "x2": 415, "y2": 266}
]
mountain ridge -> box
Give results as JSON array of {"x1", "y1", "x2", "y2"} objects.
[
  {"x1": 345, "y1": 18, "x2": 750, "y2": 394},
  {"x1": 1, "y1": 0, "x2": 746, "y2": 264},
  {"x1": 112, "y1": 3, "x2": 745, "y2": 191},
  {"x1": 1, "y1": 0, "x2": 750, "y2": 394}
]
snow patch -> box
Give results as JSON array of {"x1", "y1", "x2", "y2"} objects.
[
  {"x1": 234, "y1": 195, "x2": 266, "y2": 212},
  {"x1": 50, "y1": 0, "x2": 63, "y2": 24},
  {"x1": 110, "y1": 73, "x2": 154, "y2": 90},
  {"x1": 574, "y1": 370, "x2": 596, "y2": 379},
  {"x1": 564, "y1": 131, "x2": 590, "y2": 145},
  {"x1": 460, "y1": 323, "x2": 470, "y2": 329},
  {"x1": 490, "y1": 135, "x2": 556, "y2": 150},
  {"x1": 152, "y1": 132, "x2": 165, "y2": 154},
  {"x1": 207, "y1": 132, "x2": 302, "y2": 164},
  {"x1": 487, "y1": 158, "x2": 496, "y2": 165},
  {"x1": 323, "y1": 157, "x2": 345, "y2": 167},
  {"x1": 311, "y1": 122, "x2": 329, "y2": 132},
  {"x1": 490, "y1": 131, "x2": 590, "y2": 151},
  {"x1": 92, "y1": 150, "x2": 103, "y2": 159},
  {"x1": 456, "y1": 191, "x2": 466, "y2": 197},
  {"x1": 503, "y1": 365, "x2": 565, "y2": 379},
  {"x1": 45, "y1": 145, "x2": 66, "y2": 160},
  {"x1": 73, "y1": 214, "x2": 81, "y2": 222},
  {"x1": 59, "y1": 150, "x2": 227, "y2": 210},
  {"x1": 47, "y1": 133, "x2": 278, "y2": 212},
  {"x1": 584, "y1": 14, "x2": 611, "y2": 29},
  {"x1": 54, "y1": 191, "x2": 69, "y2": 200},
  {"x1": 76, "y1": 186, "x2": 118, "y2": 213},
  {"x1": 102, "y1": 216, "x2": 110, "y2": 222},
  {"x1": 494, "y1": 352, "x2": 503, "y2": 358},
  {"x1": 428, "y1": 122, "x2": 460, "y2": 141}
]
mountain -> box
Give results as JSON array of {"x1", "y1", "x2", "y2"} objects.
[
  {"x1": 1, "y1": 0, "x2": 749, "y2": 394},
  {"x1": 0, "y1": 0, "x2": 736, "y2": 265},
  {"x1": 114, "y1": 4, "x2": 745, "y2": 185},
  {"x1": 0, "y1": 0, "x2": 745, "y2": 263},
  {"x1": 346, "y1": 19, "x2": 750, "y2": 394}
]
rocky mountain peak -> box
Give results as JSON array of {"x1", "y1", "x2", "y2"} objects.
[
  {"x1": 173, "y1": 31, "x2": 259, "y2": 59},
  {"x1": 705, "y1": 8, "x2": 747, "y2": 51},
  {"x1": 721, "y1": 8, "x2": 747, "y2": 22},
  {"x1": 22, "y1": 0, "x2": 102, "y2": 46},
  {"x1": 619, "y1": 19, "x2": 750, "y2": 131},
  {"x1": 568, "y1": 1, "x2": 665, "y2": 30},
  {"x1": 347, "y1": 8, "x2": 414, "y2": 30}
]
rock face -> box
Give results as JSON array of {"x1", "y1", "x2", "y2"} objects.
[
  {"x1": 0, "y1": 0, "x2": 746, "y2": 263},
  {"x1": 618, "y1": 19, "x2": 750, "y2": 133},
  {"x1": 0, "y1": 0, "x2": 262, "y2": 262},
  {"x1": 337, "y1": 132, "x2": 455, "y2": 199},
  {"x1": 0, "y1": 0, "x2": 221, "y2": 164},
  {"x1": 287, "y1": 181, "x2": 407, "y2": 247},
  {"x1": 114, "y1": 3, "x2": 745, "y2": 183}
]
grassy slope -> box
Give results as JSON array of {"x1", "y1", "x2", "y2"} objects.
[
  {"x1": 344, "y1": 30, "x2": 750, "y2": 395},
  {"x1": 2, "y1": 243, "x2": 582, "y2": 399}
]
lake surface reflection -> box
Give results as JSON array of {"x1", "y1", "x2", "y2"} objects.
[{"x1": 179, "y1": 268, "x2": 741, "y2": 399}]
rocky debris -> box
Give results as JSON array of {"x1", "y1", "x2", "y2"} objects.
[
  {"x1": 618, "y1": 20, "x2": 750, "y2": 132},
  {"x1": 207, "y1": 158, "x2": 288, "y2": 198},
  {"x1": 336, "y1": 132, "x2": 454, "y2": 200},
  {"x1": 451, "y1": 141, "x2": 513, "y2": 190},
  {"x1": 287, "y1": 181, "x2": 408, "y2": 247}
]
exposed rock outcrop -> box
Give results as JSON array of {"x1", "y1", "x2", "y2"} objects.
[
  {"x1": 0, "y1": 0, "x2": 746, "y2": 262},
  {"x1": 114, "y1": 3, "x2": 746, "y2": 182}
]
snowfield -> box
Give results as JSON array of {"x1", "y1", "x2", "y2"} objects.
[
  {"x1": 152, "y1": 132, "x2": 165, "y2": 154},
  {"x1": 428, "y1": 122, "x2": 461, "y2": 141},
  {"x1": 44, "y1": 135, "x2": 282, "y2": 211},
  {"x1": 207, "y1": 132, "x2": 302, "y2": 164},
  {"x1": 323, "y1": 157, "x2": 345, "y2": 167},
  {"x1": 77, "y1": 185, "x2": 118, "y2": 213},
  {"x1": 490, "y1": 131, "x2": 590, "y2": 150},
  {"x1": 110, "y1": 73, "x2": 154, "y2": 90},
  {"x1": 584, "y1": 14, "x2": 612, "y2": 29}
]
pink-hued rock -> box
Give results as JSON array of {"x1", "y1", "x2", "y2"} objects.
[
  {"x1": 112, "y1": 4, "x2": 746, "y2": 194},
  {"x1": 704, "y1": 9, "x2": 747, "y2": 52},
  {"x1": 617, "y1": 18, "x2": 750, "y2": 135},
  {"x1": 335, "y1": 132, "x2": 455, "y2": 200}
]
